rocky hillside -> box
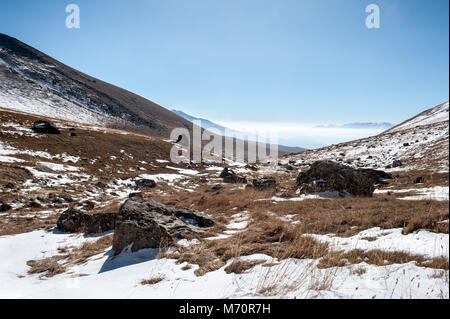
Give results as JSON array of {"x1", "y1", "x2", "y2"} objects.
[
  {"x1": 0, "y1": 103, "x2": 448, "y2": 299},
  {"x1": 0, "y1": 33, "x2": 192, "y2": 138}
]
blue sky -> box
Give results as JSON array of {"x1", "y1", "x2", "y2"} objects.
[{"x1": 1, "y1": 0, "x2": 448, "y2": 147}]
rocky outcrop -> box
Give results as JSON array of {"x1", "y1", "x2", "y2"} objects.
[
  {"x1": 56, "y1": 208, "x2": 116, "y2": 234},
  {"x1": 112, "y1": 198, "x2": 215, "y2": 254},
  {"x1": 296, "y1": 161, "x2": 391, "y2": 197}
]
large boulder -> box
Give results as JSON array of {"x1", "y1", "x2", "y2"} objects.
[
  {"x1": 32, "y1": 121, "x2": 61, "y2": 134},
  {"x1": 112, "y1": 198, "x2": 215, "y2": 254},
  {"x1": 56, "y1": 208, "x2": 116, "y2": 234},
  {"x1": 296, "y1": 161, "x2": 391, "y2": 197}
]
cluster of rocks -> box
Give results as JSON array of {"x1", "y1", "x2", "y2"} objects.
[
  {"x1": 296, "y1": 161, "x2": 392, "y2": 197},
  {"x1": 56, "y1": 197, "x2": 215, "y2": 255}
]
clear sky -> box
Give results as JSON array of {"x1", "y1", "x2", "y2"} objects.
[{"x1": 1, "y1": 0, "x2": 449, "y2": 147}]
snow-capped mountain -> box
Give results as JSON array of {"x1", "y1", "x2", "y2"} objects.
[{"x1": 0, "y1": 33, "x2": 192, "y2": 138}]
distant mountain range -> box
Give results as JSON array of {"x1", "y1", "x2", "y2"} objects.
[
  {"x1": 315, "y1": 122, "x2": 394, "y2": 130},
  {"x1": 171, "y1": 109, "x2": 307, "y2": 154}
]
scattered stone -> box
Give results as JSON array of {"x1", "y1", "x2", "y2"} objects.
[
  {"x1": 245, "y1": 164, "x2": 258, "y2": 171},
  {"x1": 392, "y1": 160, "x2": 402, "y2": 168},
  {"x1": 135, "y1": 179, "x2": 156, "y2": 189},
  {"x1": 95, "y1": 181, "x2": 108, "y2": 189},
  {"x1": 205, "y1": 184, "x2": 223, "y2": 193},
  {"x1": 31, "y1": 121, "x2": 61, "y2": 134},
  {"x1": 56, "y1": 208, "x2": 116, "y2": 234},
  {"x1": 28, "y1": 201, "x2": 42, "y2": 209},
  {"x1": 0, "y1": 201, "x2": 12, "y2": 212},
  {"x1": 403, "y1": 143, "x2": 410, "y2": 147},
  {"x1": 82, "y1": 200, "x2": 95, "y2": 210},
  {"x1": 34, "y1": 166, "x2": 58, "y2": 174},
  {"x1": 284, "y1": 164, "x2": 295, "y2": 171},
  {"x1": 252, "y1": 177, "x2": 277, "y2": 191},
  {"x1": 112, "y1": 198, "x2": 215, "y2": 254}
]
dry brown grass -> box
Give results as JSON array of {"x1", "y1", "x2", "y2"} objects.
[
  {"x1": 27, "y1": 256, "x2": 67, "y2": 278},
  {"x1": 140, "y1": 276, "x2": 164, "y2": 285},
  {"x1": 26, "y1": 234, "x2": 113, "y2": 278},
  {"x1": 0, "y1": 213, "x2": 59, "y2": 236},
  {"x1": 161, "y1": 206, "x2": 449, "y2": 277},
  {"x1": 224, "y1": 259, "x2": 266, "y2": 274},
  {"x1": 318, "y1": 249, "x2": 449, "y2": 270}
]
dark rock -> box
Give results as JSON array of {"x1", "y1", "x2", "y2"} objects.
[
  {"x1": 56, "y1": 208, "x2": 116, "y2": 234},
  {"x1": 95, "y1": 181, "x2": 108, "y2": 189},
  {"x1": 112, "y1": 199, "x2": 215, "y2": 254},
  {"x1": 392, "y1": 160, "x2": 402, "y2": 168},
  {"x1": 205, "y1": 184, "x2": 223, "y2": 193},
  {"x1": 31, "y1": 121, "x2": 60, "y2": 134},
  {"x1": 219, "y1": 167, "x2": 232, "y2": 178},
  {"x1": 28, "y1": 201, "x2": 42, "y2": 209},
  {"x1": 219, "y1": 167, "x2": 247, "y2": 184},
  {"x1": 414, "y1": 176, "x2": 425, "y2": 184},
  {"x1": 253, "y1": 177, "x2": 277, "y2": 191},
  {"x1": 223, "y1": 175, "x2": 247, "y2": 184},
  {"x1": 284, "y1": 164, "x2": 295, "y2": 171},
  {"x1": 34, "y1": 166, "x2": 58, "y2": 174},
  {"x1": 403, "y1": 143, "x2": 410, "y2": 147},
  {"x1": 129, "y1": 192, "x2": 142, "y2": 199},
  {"x1": 135, "y1": 179, "x2": 156, "y2": 189},
  {"x1": 296, "y1": 161, "x2": 391, "y2": 197},
  {"x1": 0, "y1": 201, "x2": 12, "y2": 212},
  {"x1": 70, "y1": 132, "x2": 77, "y2": 137},
  {"x1": 245, "y1": 164, "x2": 258, "y2": 171},
  {"x1": 82, "y1": 200, "x2": 95, "y2": 210}
]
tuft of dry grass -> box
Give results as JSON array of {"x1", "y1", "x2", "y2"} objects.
[
  {"x1": 26, "y1": 256, "x2": 67, "y2": 279},
  {"x1": 224, "y1": 259, "x2": 266, "y2": 274},
  {"x1": 140, "y1": 276, "x2": 164, "y2": 285},
  {"x1": 318, "y1": 249, "x2": 449, "y2": 270},
  {"x1": 26, "y1": 234, "x2": 113, "y2": 278}
]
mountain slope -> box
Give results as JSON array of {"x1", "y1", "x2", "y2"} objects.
[
  {"x1": 287, "y1": 101, "x2": 449, "y2": 172},
  {"x1": 0, "y1": 33, "x2": 192, "y2": 138},
  {"x1": 386, "y1": 101, "x2": 449, "y2": 133}
]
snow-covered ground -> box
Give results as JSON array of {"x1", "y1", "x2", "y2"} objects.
[{"x1": 0, "y1": 230, "x2": 447, "y2": 299}]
